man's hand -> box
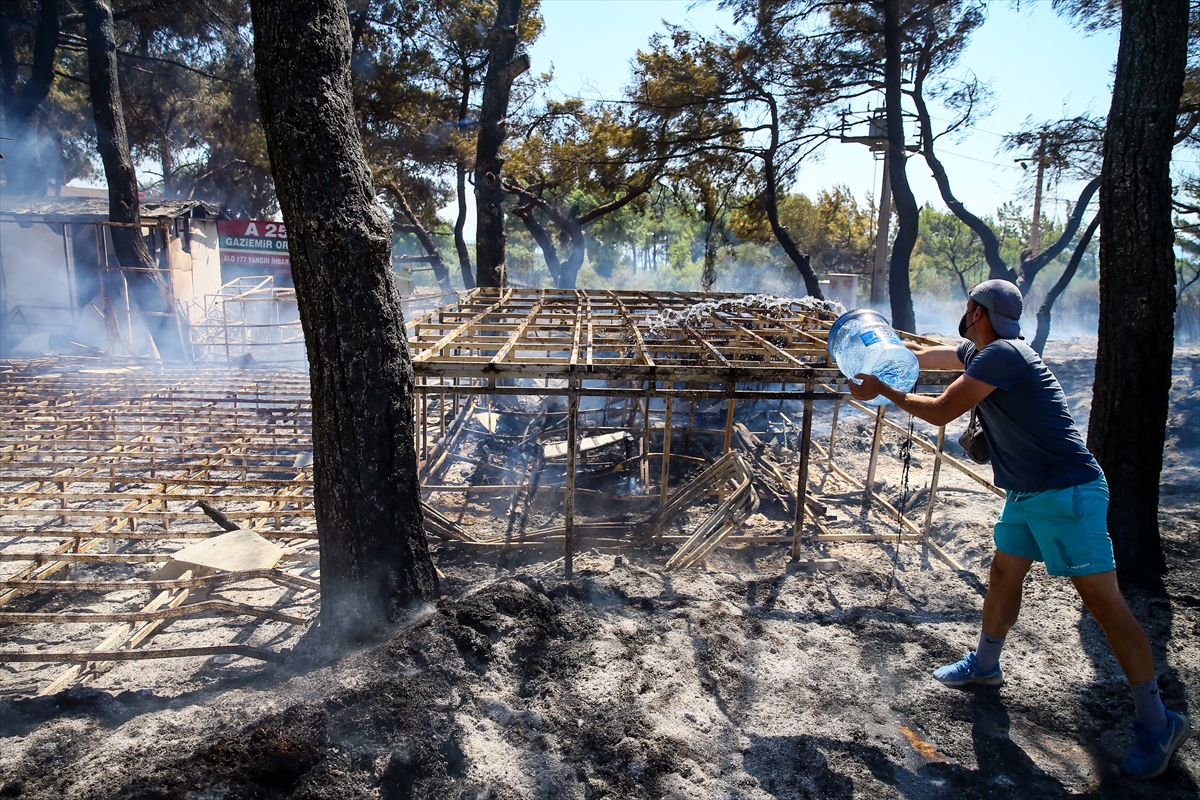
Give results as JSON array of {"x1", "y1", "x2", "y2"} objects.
[
  {"x1": 905, "y1": 342, "x2": 964, "y2": 371},
  {"x1": 844, "y1": 371, "x2": 997, "y2": 426},
  {"x1": 850, "y1": 373, "x2": 888, "y2": 402}
]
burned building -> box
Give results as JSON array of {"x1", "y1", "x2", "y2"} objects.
[{"x1": 0, "y1": 196, "x2": 225, "y2": 360}]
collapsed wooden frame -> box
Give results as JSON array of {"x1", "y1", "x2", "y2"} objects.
[{"x1": 0, "y1": 289, "x2": 1001, "y2": 688}]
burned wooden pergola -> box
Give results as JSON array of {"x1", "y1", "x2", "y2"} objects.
[
  {"x1": 0, "y1": 289, "x2": 1002, "y2": 692},
  {"x1": 401, "y1": 289, "x2": 986, "y2": 571}
]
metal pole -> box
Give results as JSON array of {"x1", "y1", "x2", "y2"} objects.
[
  {"x1": 864, "y1": 404, "x2": 886, "y2": 501},
  {"x1": 827, "y1": 380, "x2": 845, "y2": 467},
  {"x1": 792, "y1": 375, "x2": 815, "y2": 557},
  {"x1": 420, "y1": 378, "x2": 428, "y2": 466},
  {"x1": 640, "y1": 388, "x2": 651, "y2": 488},
  {"x1": 564, "y1": 389, "x2": 580, "y2": 578},
  {"x1": 723, "y1": 382, "x2": 736, "y2": 454},
  {"x1": 923, "y1": 425, "x2": 947, "y2": 535},
  {"x1": 659, "y1": 393, "x2": 673, "y2": 513}
]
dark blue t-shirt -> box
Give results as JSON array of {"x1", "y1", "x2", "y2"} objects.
[{"x1": 957, "y1": 340, "x2": 1102, "y2": 492}]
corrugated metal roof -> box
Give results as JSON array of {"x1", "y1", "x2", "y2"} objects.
[{"x1": 0, "y1": 195, "x2": 224, "y2": 220}]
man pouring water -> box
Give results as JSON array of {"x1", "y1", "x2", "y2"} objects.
[{"x1": 847, "y1": 279, "x2": 1189, "y2": 780}]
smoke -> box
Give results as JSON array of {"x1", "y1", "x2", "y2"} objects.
[
  {"x1": 903, "y1": 281, "x2": 1101, "y2": 341},
  {"x1": 0, "y1": 219, "x2": 85, "y2": 356}
]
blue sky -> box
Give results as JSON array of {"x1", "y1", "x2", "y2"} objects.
[{"x1": 521, "y1": 0, "x2": 1119, "y2": 227}]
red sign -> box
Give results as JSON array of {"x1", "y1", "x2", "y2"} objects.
[{"x1": 217, "y1": 220, "x2": 290, "y2": 273}]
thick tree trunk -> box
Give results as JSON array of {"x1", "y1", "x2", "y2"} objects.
[
  {"x1": 250, "y1": 0, "x2": 438, "y2": 638},
  {"x1": 0, "y1": 0, "x2": 59, "y2": 196},
  {"x1": 1088, "y1": 0, "x2": 1189, "y2": 587},
  {"x1": 557, "y1": 217, "x2": 586, "y2": 289},
  {"x1": 882, "y1": 0, "x2": 917, "y2": 333},
  {"x1": 474, "y1": 0, "x2": 527, "y2": 287},
  {"x1": 702, "y1": 225, "x2": 718, "y2": 291},
  {"x1": 158, "y1": 134, "x2": 175, "y2": 198}
]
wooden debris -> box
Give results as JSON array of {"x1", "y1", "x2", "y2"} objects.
[
  {"x1": 2, "y1": 645, "x2": 286, "y2": 663},
  {"x1": 170, "y1": 529, "x2": 284, "y2": 572},
  {"x1": 663, "y1": 452, "x2": 759, "y2": 571},
  {"x1": 196, "y1": 499, "x2": 241, "y2": 531}
]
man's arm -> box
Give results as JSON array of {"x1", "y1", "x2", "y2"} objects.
[
  {"x1": 849, "y1": 372, "x2": 995, "y2": 426},
  {"x1": 905, "y1": 341, "x2": 964, "y2": 371}
]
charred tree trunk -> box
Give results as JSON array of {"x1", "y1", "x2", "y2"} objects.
[
  {"x1": 506, "y1": 178, "x2": 650, "y2": 289},
  {"x1": 1016, "y1": 178, "x2": 1100, "y2": 296},
  {"x1": 474, "y1": 0, "x2": 528, "y2": 288},
  {"x1": 454, "y1": 160, "x2": 475, "y2": 289},
  {"x1": 0, "y1": 0, "x2": 59, "y2": 196},
  {"x1": 511, "y1": 203, "x2": 582, "y2": 289},
  {"x1": 83, "y1": 0, "x2": 181, "y2": 358},
  {"x1": 882, "y1": 0, "x2": 916, "y2": 333},
  {"x1": 763, "y1": 160, "x2": 821, "y2": 298},
  {"x1": 753, "y1": 84, "x2": 821, "y2": 299},
  {"x1": 454, "y1": 77, "x2": 475, "y2": 289},
  {"x1": 557, "y1": 216, "x2": 586, "y2": 289},
  {"x1": 251, "y1": 0, "x2": 438, "y2": 638},
  {"x1": 383, "y1": 184, "x2": 452, "y2": 293},
  {"x1": 511, "y1": 204, "x2": 562, "y2": 285},
  {"x1": 913, "y1": 52, "x2": 1100, "y2": 296},
  {"x1": 1030, "y1": 215, "x2": 1099, "y2": 356},
  {"x1": 83, "y1": 0, "x2": 154, "y2": 272},
  {"x1": 911, "y1": 65, "x2": 1010, "y2": 284},
  {"x1": 1088, "y1": 0, "x2": 1189, "y2": 587},
  {"x1": 702, "y1": 223, "x2": 718, "y2": 292}
]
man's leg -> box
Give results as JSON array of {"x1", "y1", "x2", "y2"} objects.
[
  {"x1": 982, "y1": 550, "x2": 1035, "y2": 639},
  {"x1": 1073, "y1": 569, "x2": 1191, "y2": 778},
  {"x1": 1070, "y1": 570, "x2": 1154, "y2": 684},
  {"x1": 934, "y1": 550, "x2": 1033, "y2": 687}
]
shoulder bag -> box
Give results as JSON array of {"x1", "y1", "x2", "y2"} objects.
[{"x1": 958, "y1": 407, "x2": 990, "y2": 464}]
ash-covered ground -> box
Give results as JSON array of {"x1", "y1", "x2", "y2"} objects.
[{"x1": 1, "y1": 338, "x2": 1197, "y2": 799}]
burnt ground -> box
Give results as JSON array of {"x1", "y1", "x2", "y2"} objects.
[{"x1": 0, "y1": 338, "x2": 1197, "y2": 799}]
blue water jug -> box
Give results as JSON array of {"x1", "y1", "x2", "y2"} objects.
[{"x1": 827, "y1": 309, "x2": 919, "y2": 407}]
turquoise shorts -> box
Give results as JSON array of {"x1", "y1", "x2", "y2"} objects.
[{"x1": 993, "y1": 475, "x2": 1115, "y2": 577}]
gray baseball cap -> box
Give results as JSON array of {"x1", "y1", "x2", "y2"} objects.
[{"x1": 970, "y1": 279, "x2": 1023, "y2": 339}]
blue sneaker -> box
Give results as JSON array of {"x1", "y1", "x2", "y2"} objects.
[
  {"x1": 933, "y1": 651, "x2": 1003, "y2": 687},
  {"x1": 1122, "y1": 709, "x2": 1191, "y2": 780}
]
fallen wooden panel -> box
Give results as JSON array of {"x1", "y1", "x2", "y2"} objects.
[
  {"x1": 511, "y1": 452, "x2": 759, "y2": 569},
  {"x1": 731, "y1": 422, "x2": 826, "y2": 517},
  {"x1": 543, "y1": 431, "x2": 632, "y2": 459},
  {"x1": 170, "y1": 529, "x2": 285, "y2": 572}
]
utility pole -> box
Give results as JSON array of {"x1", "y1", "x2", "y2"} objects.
[
  {"x1": 1017, "y1": 130, "x2": 1047, "y2": 256},
  {"x1": 841, "y1": 112, "x2": 891, "y2": 306},
  {"x1": 872, "y1": 148, "x2": 892, "y2": 307}
]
